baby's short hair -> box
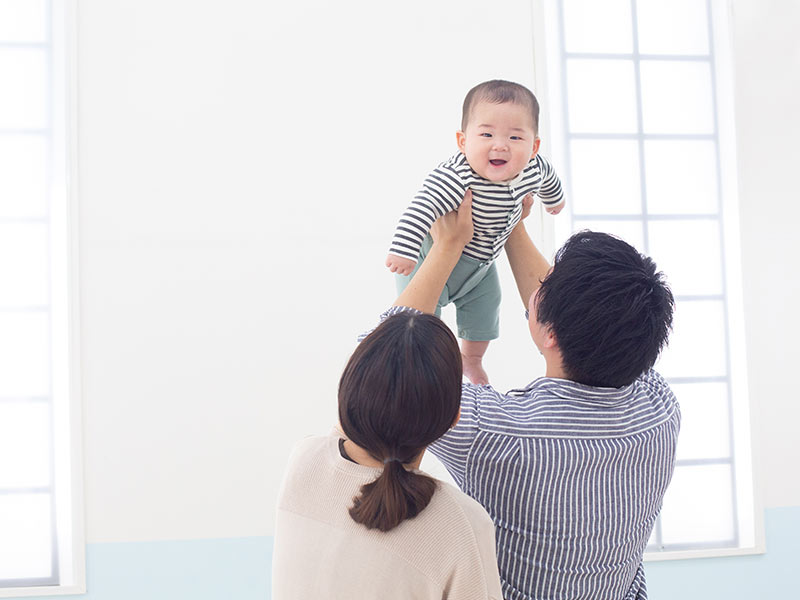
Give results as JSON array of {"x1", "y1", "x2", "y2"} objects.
[{"x1": 461, "y1": 79, "x2": 540, "y2": 133}]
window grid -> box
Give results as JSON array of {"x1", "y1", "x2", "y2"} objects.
[
  {"x1": 0, "y1": 0, "x2": 60, "y2": 587},
  {"x1": 556, "y1": 0, "x2": 739, "y2": 553}
]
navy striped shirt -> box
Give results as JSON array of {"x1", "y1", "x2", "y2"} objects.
[
  {"x1": 388, "y1": 153, "x2": 564, "y2": 264},
  {"x1": 430, "y1": 369, "x2": 680, "y2": 600}
]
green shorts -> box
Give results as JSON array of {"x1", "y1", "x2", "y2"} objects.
[{"x1": 395, "y1": 236, "x2": 500, "y2": 341}]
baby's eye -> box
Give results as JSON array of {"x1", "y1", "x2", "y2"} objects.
[
  {"x1": 510, "y1": 135, "x2": 524, "y2": 141},
  {"x1": 480, "y1": 132, "x2": 492, "y2": 138}
]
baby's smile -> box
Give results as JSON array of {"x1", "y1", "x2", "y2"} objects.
[{"x1": 490, "y1": 159, "x2": 507, "y2": 166}]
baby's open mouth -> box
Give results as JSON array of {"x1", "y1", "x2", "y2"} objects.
[{"x1": 490, "y1": 159, "x2": 507, "y2": 166}]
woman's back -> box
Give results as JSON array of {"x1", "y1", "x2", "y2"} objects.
[{"x1": 272, "y1": 434, "x2": 502, "y2": 600}]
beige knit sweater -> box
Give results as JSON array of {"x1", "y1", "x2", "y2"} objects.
[{"x1": 272, "y1": 434, "x2": 502, "y2": 599}]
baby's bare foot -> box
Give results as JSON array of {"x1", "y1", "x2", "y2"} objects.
[{"x1": 462, "y1": 353, "x2": 489, "y2": 385}]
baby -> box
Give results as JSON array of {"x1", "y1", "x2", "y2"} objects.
[{"x1": 386, "y1": 80, "x2": 565, "y2": 385}]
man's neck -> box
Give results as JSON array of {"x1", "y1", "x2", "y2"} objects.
[{"x1": 543, "y1": 353, "x2": 568, "y2": 380}]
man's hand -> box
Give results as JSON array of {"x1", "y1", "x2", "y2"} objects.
[
  {"x1": 546, "y1": 202, "x2": 564, "y2": 215},
  {"x1": 430, "y1": 189, "x2": 474, "y2": 249},
  {"x1": 521, "y1": 194, "x2": 534, "y2": 220},
  {"x1": 386, "y1": 254, "x2": 416, "y2": 276}
]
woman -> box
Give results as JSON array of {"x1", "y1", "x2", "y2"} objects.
[{"x1": 272, "y1": 196, "x2": 501, "y2": 599}]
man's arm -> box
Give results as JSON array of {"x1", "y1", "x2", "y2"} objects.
[
  {"x1": 393, "y1": 191, "x2": 474, "y2": 313},
  {"x1": 504, "y1": 220, "x2": 552, "y2": 310}
]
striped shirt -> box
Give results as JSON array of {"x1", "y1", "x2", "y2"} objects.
[
  {"x1": 431, "y1": 368, "x2": 680, "y2": 600},
  {"x1": 389, "y1": 153, "x2": 564, "y2": 264}
]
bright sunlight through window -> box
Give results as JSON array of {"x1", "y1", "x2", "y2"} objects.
[{"x1": 533, "y1": 0, "x2": 759, "y2": 558}]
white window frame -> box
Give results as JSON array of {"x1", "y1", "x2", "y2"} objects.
[
  {"x1": 530, "y1": 0, "x2": 763, "y2": 560},
  {"x1": 0, "y1": 0, "x2": 85, "y2": 595}
]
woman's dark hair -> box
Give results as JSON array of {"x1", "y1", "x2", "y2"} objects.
[
  {"x1": 536, "y1": 230, "x2": 675, "y2": 388},
  {"x1": 338, "y1": 311, "x2": 462, "y2": 532}
]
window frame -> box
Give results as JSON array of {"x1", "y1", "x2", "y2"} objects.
[
  {"x1": 530, "y1": 0, "x2": 764, "y2": 560},
  {"x1": 0, "y1": 0, "x2": 85, "y2": 595}
]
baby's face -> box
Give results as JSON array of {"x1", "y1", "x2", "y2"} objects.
[{"x1": 457, "y1": 100, "x2": 540, "y2": 183}]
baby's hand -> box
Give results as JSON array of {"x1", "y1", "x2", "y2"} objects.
[
  {"x1": 386, "y1": 254, "x2": 416, "y2": 276},
  {"x1": 546, "y1": 203, "x2": 564, "y2": 215}
]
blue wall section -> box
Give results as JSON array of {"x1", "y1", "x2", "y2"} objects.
[
  {"x1": 645, "y1": 506, "x2": 797, "y2": 598},
  {"x1": 16, "y1": 507, "x2": 798, "y2": 599},
  {"x1": 23, "y1": 537, "x2": 272, "y2": 600}
]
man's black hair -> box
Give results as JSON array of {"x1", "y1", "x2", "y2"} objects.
[{"x1": 536, "y1": 230, "x2": 674, "y2": 388}]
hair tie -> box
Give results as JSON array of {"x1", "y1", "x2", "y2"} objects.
[{"x1": 382, "y1": 457, "x2": 402, "y2": 465}]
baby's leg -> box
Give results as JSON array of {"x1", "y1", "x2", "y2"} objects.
[
  {"x1": 461, "y1": 340, "x2": 490, "y2": 385},
  {"x1": 454, "y1": 263, "x2": 501, "y2": 386}
]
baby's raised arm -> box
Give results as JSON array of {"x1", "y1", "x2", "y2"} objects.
[{"x1": 386, "y1": 163, "x2": 466, "y2": 273}]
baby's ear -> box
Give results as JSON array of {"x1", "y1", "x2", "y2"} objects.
[
  {"x1": 456, "y1": 131, "x2": 467, "y2": 153},
  {"x1": 531, "y1": 136, "x2": 541, "y2": 158}
]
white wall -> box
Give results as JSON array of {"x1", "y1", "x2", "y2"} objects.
[
  {"x1": 77, "y1": 0, "x2": 545, "y2": 543},
  {"x1": 76, "y1": 0, "x2": 800, "y2": 547},
  {"x1": 732, "y1": 0, "x2": 800, "y2": 509}
]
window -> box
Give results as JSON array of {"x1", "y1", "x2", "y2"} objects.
[
  {"x1": 0, "y1": 0, "x2": 84, "y2": 594},
  {"x1": 533, "y1": 0, "x2": 760, "y2": 557}
]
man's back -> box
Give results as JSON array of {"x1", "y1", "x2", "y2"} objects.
[{"x1": 430, "y1": 369, "x2": 680, "y2": 600}]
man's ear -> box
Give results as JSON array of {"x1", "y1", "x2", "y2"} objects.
[
  {"x1": 542, "y1": 325, "x2": 558, "y2": 350},
  {"x1": 531, "y1": 136, "x2": 541, "y2": 159},
  {"x1": 456, "y1": 131, "x2": 467, "y2": 154}
]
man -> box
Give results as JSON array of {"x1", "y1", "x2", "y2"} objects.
[{"x1": 393, "y1": 192, "x2": 679, "y2": 599}]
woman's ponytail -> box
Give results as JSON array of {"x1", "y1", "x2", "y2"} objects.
[
  {"x1": 348, "y1": 461, "x2": 437, "y2": 532},
  {"x1": 338, "y1": 312, "x2": 462, "y2": 532}
]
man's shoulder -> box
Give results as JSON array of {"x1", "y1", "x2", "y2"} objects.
[
  {"x1": 460, "y1": 381, "x2": 521, "y2": 412},
  {"x1": 461, "y1": 373, "x2": 678, "y2": 437},
  {"x1": 633, "y1": 369, "x2": 680, "y2": 418}
]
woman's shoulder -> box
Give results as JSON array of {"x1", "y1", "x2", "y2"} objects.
[
  {"x1": 286, "y1": 434, "x2": 332, "y2": 465},
  {"x1": 423, "y1": 479, "x2": 496, "y2": 541},
  {"x1": 410, "y1": 480, "x2": 501, "y2": 597},
  {"x1": 280, "y1": 434, "x2": 343, "y2": 489}
]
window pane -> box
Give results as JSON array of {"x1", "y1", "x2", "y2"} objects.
[
  {"x1": 0, "y1": 135, "x2": 48, "y2": 218},
  {"x1": 572, "y1": 218, "x2": 645, "y2": 252},
  {"x1": 646, "y1": 526, "x2": 658, "y2": 550},
  {"x1": 0, "y1": 402, "x2": 51, "y2": 487},
  {"x1": 567, "y1": 59, "x2": 638, "y2": 133},
  {"x1": 671, "y1": 382, "x2": 730, "y2": 460},
  {"x1": 0, "y1": 48, "x2": 47, "y2": 129},
  {"x1": 640, "y1": 60, "x2": 714, "y2": 134},
  {"x1": 570, "y1": 139, "x2": 641, "y2": 215},
  {"x1": 645, "y1": 140, "x2": 719, "y2": 214},
  {"x1": 0, "y1": 312, "x2": 50, "y2": 396},
  {"x1": 636, "y1": 0, "x2": 710, "y2": 55},
  {"x1": 647, "y1": 219, "x2": 723, "y2": 296},
  {"x1": 660, "y1": 464, "x2": 735, "y2": 545},
  {"x1": 563, "y1": 0, "x2": 632, "y2": 53},
  {"x1": 656, "y1": 299, "x2": 726, "y2": 378},
  {"x1": 0, "y1": 0, "x2": 47, "y2": 43},
  {"x1": 0, "y1": 224, "x2": 49, "y2": 307},
  {"x1": 0, "y1": 494, "x2": 53, "y2": 579}
]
